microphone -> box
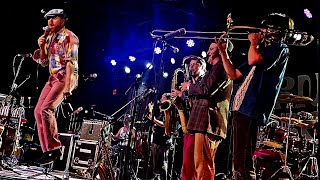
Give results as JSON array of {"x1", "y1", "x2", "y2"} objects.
[
  {"x1": 140, "y1": 88, "x2": 156, "y2": 100},
  {"x1": 43, "y1": 26, "x2": 51, "y2": 38},
  {"x1": 158, "y1": 28, "x2": 186, "y2": 41},
  {"x1": 70, "y1": 106, "x2": 83, "y2": 116},
  {"x1": 166, "y1": 44, "x2": 179, "y2": 53},
  {"x1": 17, "y1": 53, "x2": 32, "y2": 58},
  {"x1": 82, "y1": 73, "x2": 98, "y2": 81}
]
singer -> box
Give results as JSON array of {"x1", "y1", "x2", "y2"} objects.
[{"x1": 32, "y1": 8, "x2": 79, "y2": 165}]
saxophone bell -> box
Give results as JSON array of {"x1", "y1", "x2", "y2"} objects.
[{"x1": 159, "y1": 100, "x2": 171, "y2": 111}]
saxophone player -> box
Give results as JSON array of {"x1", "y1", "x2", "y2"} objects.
[
  {"x1": 177, "y1": 42, "x2": 233, "y2": 180},
  {"x1": 171, "y1": 55, "x2": 206, "y2": 180}
]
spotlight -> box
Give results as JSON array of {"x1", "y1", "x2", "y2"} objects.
[
  {"x1": 129, "y1": 56, "x2": 136, "y2": 62},
  {"x1": 154, "y1": 47, "x2": 162, "y2": 54},
  {"x1": 163, "y1": 72, "x2": 169, "y2": 78},
  {"x1": 186, "y1": 39, "x2": 195, "y2": 47},
  {"x1": 201, "y1": 51, "x2": 207, "y2": 58},
  {"x1": 293, "y1": 33, "x2": 302, "y2": 41},
  {"x1": 146, "y1": 63, "x2": 153, "y2": 69},
  {"x1": 304, "y1": 9, "x2": 312, "y2": 19},
  {"x1": 124, "y1": 66, "x2": 131, "y2": 73},
  {"x1": 136, "y1": 74, "x2": 141, "y2": 78},
  {"x1": 170, "y1": 58, "x2": 175, "y2": 64},
  {"x1": 110, "y1": 59, "x2": 117, "y2": 66}
]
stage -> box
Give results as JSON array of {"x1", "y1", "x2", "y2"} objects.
[{"x1": 0, "y1": 165, "x2": 86, "y2": 180}]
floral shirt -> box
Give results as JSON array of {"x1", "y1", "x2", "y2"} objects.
[{"x1": 33, "y1": 27, "x2": 79, "y2": 87}]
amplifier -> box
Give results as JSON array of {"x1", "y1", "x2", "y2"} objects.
[
  {"x1": 71, "y1": 140, "x2": 99, "y2": 170},
  {"x1": 80, "y1": 119, "x2": 107, "y2": 141},
  {"x1": 53, "y1": 133, "x2": 76, "y2": 171}
]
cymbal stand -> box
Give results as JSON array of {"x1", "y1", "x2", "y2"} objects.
[
  {"x1": 268, "y1": 102, "x2": 294, "y2": 180},
  {"x1": 298, "y1": 129, "x2": 318, "y2": 179}
]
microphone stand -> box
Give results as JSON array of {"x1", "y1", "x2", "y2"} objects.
[
  {"x1": 142, "y1": 40, "x2": 167, "y2": 180},
  {"x1": 0, "y1": 55, "x2": 27, "y2": 175},
  {"x1": 109, "y1": 83, "x2": 155, "y2": 180}
]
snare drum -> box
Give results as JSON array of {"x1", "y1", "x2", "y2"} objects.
[{"x1": 263, "y1": 126, "x2": 286, "y2": 149}]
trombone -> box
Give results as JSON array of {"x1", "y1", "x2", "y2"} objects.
[
  {"x1": 150, "y1": 26, "x2": 314, "y2": 46},
  {"x1": 150, "y1": 29, "x2": 249, "y2": 41}
]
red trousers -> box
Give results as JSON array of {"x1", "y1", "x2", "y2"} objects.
[
  {"x1": 34, "y1": 76, "x2": 65, "y2": 153},
  {"x1": 182, "y1": 133, "x2": 220, "y2": 180}
]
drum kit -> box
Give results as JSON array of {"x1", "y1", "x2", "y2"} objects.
[
  {"x1": 0, "y1": 93, "x2": 28, "y2": 176},
  {"x1": 254, "y1": 93, "x2": 318, "y2": 180}
]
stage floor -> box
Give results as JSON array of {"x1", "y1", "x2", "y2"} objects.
[{"x1": 0, "y1": 165, "x2": 87, "y2": 180}]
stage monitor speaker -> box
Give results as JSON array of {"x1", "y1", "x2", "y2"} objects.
[{"x1": 80, "y1": 119, "x2": 107, "y2": 141}]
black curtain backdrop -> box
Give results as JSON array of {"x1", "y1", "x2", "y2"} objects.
[{"x1": 0, "y1": 0, "x2": 318, "y2": 177}]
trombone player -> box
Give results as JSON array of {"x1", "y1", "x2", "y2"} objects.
[{"x1": 218, "y1": 13, "x2": 294, "y2": 180}]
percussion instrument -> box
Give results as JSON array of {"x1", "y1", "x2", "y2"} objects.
[{"x1": 277, "y1": 93, "x2": 313, "y2": 104}]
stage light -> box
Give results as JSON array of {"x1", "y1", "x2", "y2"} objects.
[
  {"x1": 146, "y1": 63, "x2": 153, "y2": 69},
  {"x1": 170, "y1": 58, "x2": 175, "y2": 64},
  {"x1": 304, "y1": 9, "x2": 312, "y2": 18},
  {"x1": 163, "y1": 72, "x2": 168, "y2": 78},
  {"x1": 124, "y1": 66, "x2": 131, "y2": 73},
  {"x1": 136, "y1": 74, "x2": 141, "y2": 78},
  {"x1": 293, "y1": 33, "x2": 302, "y2": 41},
  {"x1": 201, "y1": 51, "x2": 207, "y2": 58},
  {"x1": 186, "y1": 39, "x2": 195, "y2": 47},
  {"x1": 110, "y1": 59, "x2": 117, "y2": 66},
  {"x1": 154, "y1": 47, "x2": 162, "y2": 54},
  {"x1": 129, "y1": 56, "x2": 136, "y2": 62}
]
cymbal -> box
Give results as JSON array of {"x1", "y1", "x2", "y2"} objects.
[
  {"x1": 278, "y1": 93, "x2": 313, "y2": 104},
  {"x1": 300, "y1": 119, "x2": 318, "y2": 127},
  {"x1": 263, "y1": 141, "x2": 283, "y2": 149}
]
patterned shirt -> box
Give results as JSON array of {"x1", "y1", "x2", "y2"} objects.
[
  {"x1": 232, "y1": 42, "x2": 289, "y2": 125},
  {"x1": 187, "y1": 62, "x2": 232, "y2": 139},
  {"x1": 33, "y1": 27, "x2": 79, "y2": 87}
]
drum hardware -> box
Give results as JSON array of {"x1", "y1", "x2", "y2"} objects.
[
  {"x1": 0, "y1": 54, "x2": 30, "y2": 174},
  {"x1": 297, "y1": 129, "x2": 319, "y2": 179},
  {"x1": 267, "y1": 101, "x2": 297, "y2": 179}
]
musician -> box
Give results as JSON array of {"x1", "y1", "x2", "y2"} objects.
[
  {"x1": 171, "y1": 56, "x2": 204, "y2": 180},
  {"x1": 32, "y1": 9, "x2": 79, "y2": 165},
  {"x1": 146, "y1": 94, "x2": 170, "y2": 179},
  {"x1": 176, "y1": 47, "x2": 232, "y2": 180},
  {"x1": 112, "y1": 114, "x2": 136, "y2": 148},
  {"x1": 218, "y1": 13, "x2": 293, "y2": 180}
]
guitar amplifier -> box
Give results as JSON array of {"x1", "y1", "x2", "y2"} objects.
[
  {"x1": 53, "y1": 133, "x2": 76, "y2": 171},
  {"x1": 80, "y1": 119, "x2": 107, "y2": 141},
  {"x1": 71, "y1": 140, "x2": 99, "y2": 170}
]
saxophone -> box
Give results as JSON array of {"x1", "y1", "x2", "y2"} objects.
[{"x1": 162, "y1": 60, "x2": 189, "y2": 136}]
